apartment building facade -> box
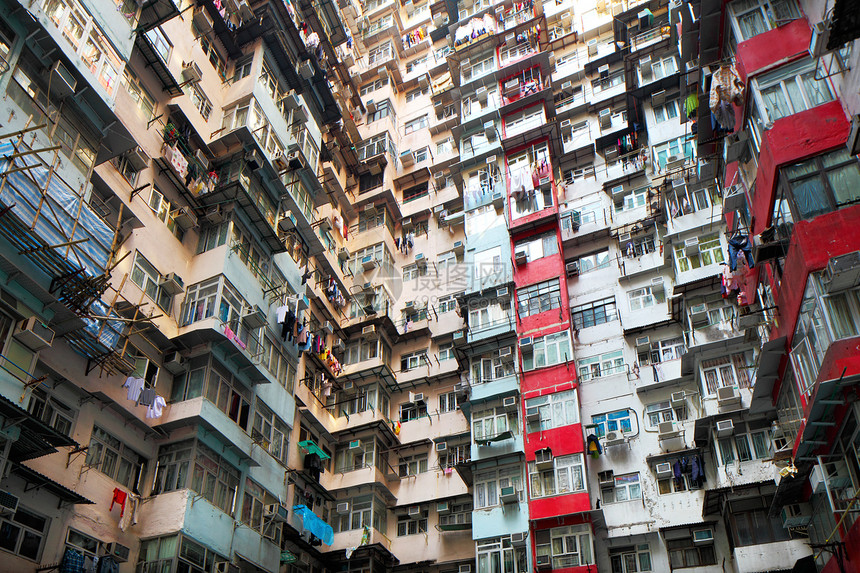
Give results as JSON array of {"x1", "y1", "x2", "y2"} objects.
[{"x1": 0, "y1": 0, "x2": 858, "y2": 572}]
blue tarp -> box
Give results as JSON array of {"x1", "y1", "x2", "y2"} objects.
[{"x1": 292, "y1": 504, "x2": 334, "y2": 545}]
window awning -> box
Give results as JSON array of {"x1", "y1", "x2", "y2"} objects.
[
  {"x1": 0, "y1": 394, "x2": 78, "y2": 462},
  {"x1": 749, "y1": 337, "x2": 787, "y2": 414},
  {"x1": 10, "y1": 464, "x2": 94, "y2": 505},
  {"x1": 298, "y1": 440, "x2": 331, "y2": 460}
]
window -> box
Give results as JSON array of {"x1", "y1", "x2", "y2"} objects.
[
  {"x1": 572, "y1": 297, "x2": 617, "y2": 329},
  {"x1": 138, "y1": 535, "x2": 228, "y2": 573},
  {"x1": 334, "y1": 439, "x2": 376, "y2": 473},
  {"x1": 618, "y1": 187, "x2": 649, "y2": 212},
  {"x1": 0, "y1": 506, "x2": 48, "y2": 561},
  {"x1": 777, "y1": 149, "x2": 860, "y2": 221},
  {"x1": 611, "y1": 544, "x2": 653, "y2": 573},
  {"x1": 402, "y1": 263, "x2": 428, "y2": 281},
  {"x1": 624, "y1": 234, "x2": 657, "y2": 257},
  {"x1": 361, "y1": 77, "x2": 388, "y2": 95},
  {"x1": 185, "y1": 83, "x2": 212, "y2": 120},
  {"x1": 368, "y1": 99, "x2": 392, "y2": 122},
  {"x1": 578, "y1": 350, "x2": 625, "y2": 380},
  {"x1": 473, "y1": 403, "x2": 519, "y2": 443},
  {"x1": 436, "y1": 137, "x2": 455, "y2": 156},
  {"x1": 577, "y1": 249, "x2": 611, "y2": 273},
  {"x1": 473, "y1": 246, "x2": 503, "y2": 279},
  {"x1": 591, "y1": 409, "x2": 632, "y2": 437},
  {"x1": 252, "y1": 402, "x2": 290, "y2": 466},
  {"x1": 204, "y1": 360, "x2": 252, "y2": 430},
  {"x1": 638, "y1": 336, "x2": 685, "y2": 365},
  {"x1": 404, "y1": 115, "x2": 428, "y2": 134},
  {"x1": 649, "y1": 56, "x2": 678, "y2": 80},
  {"x1": 398, "y1": 453, "x2": 428, "y2": 476},
  {"x1": 477, "y1": 536, "x2": 528, "y2": 573},
  {"x1": 400, "y1": 400, "x2": 428, "y2": 422},
  {"x1": 367, "y1": 42, "x2": 394, "y2": 65},
  {"x1": 439, "y1": 501, "x2": 472, "y2": 527},
  {"x1": 196, "y1": 221, "x2": 230, "y2": 254},
  {"x1": 729, "y1": 496, "x2": 792, "y2": 546},
  {"x1": 233, "y1": 56, "x2": 253, "y2": 80},
  {"x1": 645, "y1": 400, "x2": 688, "y2": 427},
  {"x1": 405, "y1": 87, "x2": 427, "y2": 102},
  {"x1": 438, "y1": 342, "x2": 455, "y2": 361},
  {"x1": 85, "y1": 426, "x2": 146, "y2": 491},
  {"x1": 333, "y1": 495, "x2": 387, "y2": 533},
  {"x1": 181, "y1": 276, "x2": 246, "y2": 326},
  {"x1": 730, "y1": 0, "x2": 800, "y2": 41},
  {"x1": 755, "y1": 59, "x2": 834, "y2": 124},
  {"x1": 27, "y1": 386, "x2": 75, "y2": 436},
  {"x1": 400, "y1": 351, "x2": 428, "y2": 372},
  {"x1": 120, "y1": 68, "x2": 155, "y2": 120},
  {"x1": 535, "y1": 524, "x2": 594, "y2": 569},
  {"x1": 474, "y1": 466, "x2": 524, "y2": 508},
  {"x1": 439, "y1": 390, "x2": 459, "y2": 413},
  {"x1": 517, "y1": 279, "x2": 562, "y2": 318},
  {"x1": 470, "y1": 347, "x2": 516, "y2": 384},
  {"x1": 602, "y1": 473, "x2": 642, "y2": 503},
  {"x1": 674, "y1": 234, "x2": 724, "y2": 273},
  {"x1": 66, "y1": 529, "x2": 105, "y2": 571},
  {"x1": 525, "y1": 389, "x2": 579, "y2": 431},
  {"x1": 628, "y1": 285, "x2": 665, "y2": 311},
  {"x1": 509, "y1": 144, "x2": 554, "y2": 220},
  {"x1": 653, "y1": 99, "x2": 679, "y2": 123},
  {"x1": 717, "y1": 423, "x2": 772, "y2": 465},
  {"x1": 522, "y1": 331, "x2": 572, "y2": 371},
  {"x1": 528, "y1": 453, "x2": 586, "y2": 498},
  {"x1": 653, "y1": 136, "x2": 695, "y2": 171},
  {"x1": 397, "y1": 509, "x2": 428, "y2": 536},
  {"x1": 197, "y1": 27, "x2": 227, "y2": 77},
  {"x1": 701, "y1": 353, "x2": 752, "y2": 394},
  {"x1": 667, "y1": 536, "x2": 716, "y2": 568},
  {"x1": 413, "y1": 147, "x2": 429, "y2": 163},
  {"x1": 437, "y1": 293, "x2": 459, "y2": 313},
  {"x1": 405, "y1": 55, "x2": 428, "y2": 74},
  {"x1": 514, "y1": 231, "x2": 558, "y2": 262},
  {"x1": 440, "y1": 442, "x2": 471, "y2": 468},
  {"x1": 147, "y1": 187, "x2": 184, "y2": 240},
  {"x1": 241, "y1": 479, "x2": 280, "y2": 543},
  {"x1": 145, "y1": 26, "x2": 171, "y2": 62}
]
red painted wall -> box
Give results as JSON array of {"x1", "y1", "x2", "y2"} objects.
[
  {"x1": 750, "y1": 101, "x2": 849, "y2": 236},
  {"x1": 735, "y1": 18, "x2": 812, "y2": 81},
  {"x1": 521, "y1": 361, "x2": 576, "y2": 393},
  {"x1": 528, "y1": 491, "x2": 592, "y2": 521},
  {"x1": 524, "y1": 422, "x2": 585, "y2": 459}
]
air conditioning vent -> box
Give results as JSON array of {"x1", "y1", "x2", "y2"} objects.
[
  {"x1": 499, "y1": 486, "x2": 519, "y2": 503},
  {"x1": 437, "y1": 501, "x2": 450, "y2": 512},
  {"x1": 566, "y1": 261, "x2": 579, "y2": 276},
  {"x1": 242, "y1": 305, "x2": 267, "y2": 329},
  {"x1": 159, "y1": 272, "x2": 185, "y2": 295},
  {"x1": 716, "y1": 419, "x2": 734, "y2": 437},
  {"x1": 655, "y1": 462, "x2": 673, "y2": 478},
  {"x1": 534, "y1": 448, "x2": 553, "y2": 470},
  {"x1": 690, "y1": 303, "x2": 709, "y2": 325},
  {"x1": 526, "y1": 406, "x2": 540, "y2": 422},
  {"x1": 716, "y1": 386, "x2": 741, "y2": 410},
  {"x1": 264, "y1": 503, "x2": 289, "y2": 522},
  {"x1": 105, "y1": 542, "x2": 130, "y2": 563},
  {"x1": 693, "y1": 529, "x2": 714, "y2": 544},
  {"x1": 496, "y1": 287, "x2": 510, "y2": 299},
  {"x1": 634, "y1": 336, "x2": 650, "y2": 350},
  {"x1": 435, "y1": 441, "x2": 447, "y2": 452},
  {"x1": 459, "y1": 566, "x2": 472, "y2": 573},
  {"x1": 519, "y1": 337, "x2": 533, "y2": 351},
  {"x1": 349, "y1": 439, "x2": 362, "y2": 450},
  {"x1": 514, "y1": 250, "x2": 528, "y2": 265},
  {"x1": 823, "y1": 251, "x2": 860, "y2": 293},
  {"x1": 337, "y1": 502, "x2": 350, "y2": 514},
  {"x1": 502, "y1": 396, "x2": 517, "y2": 410},
  {"x1": 14, "y1": 317, "x2": 54, "y2": 351},
  {"x1": 408, "y1": 505, "x2": 421, "y2": 515},
  {"x1": 362, "y1": 325, "x2": 378, "y2": 338},
  {"x1": 670, "y1": 391, "x2": 685, "y2": 407},
  {"x1": 604, "y1": 430, "x2": 624, "y2": 446},
  {"x1": 50, "y1": 60, "x2": 77, "y2": 98},
  {"x1": 684, "y1": 237, "x2": 700, "y2": 256},
  {"x1": 409, "y1": 392, "x2": 425, "y2": 403},
  {"x1": 651, "y1": 89, "x2": 666, "y2": 104},
  {"x1": 163, "y1": 351, "x2": 184, "y2": 374},
  {"x1": 511, "y1": 531, "x2": 527, "y2": 545},
  {"x1": 0, "y1": 491, "x2": 20, "y2": 515},
  {"x1": 182, "y1": 61, "x2": 203, "y2": 83}
]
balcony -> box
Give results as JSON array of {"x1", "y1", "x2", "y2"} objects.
[
  {"x1": 468, "y1": 374, "x2": 519, "y2": 404},
  {"x1": 135, "y1": 30, "x2": 183, "y2": 96},
  {"x1": 330, "y1": 526, "x2": 392, "y2": 553},
  {"x1": 560, "y1": 207, "x2": 611, "y2": 247},
  {"x1": 634, "y1": 358, "x2": 684, "y2": 393},
  {"x1": 619, "y1": 249, "x2": 666, "y2": 280},
  {"x1": 472, "y1": 430, "x2": 524, "y2": 462},
  {"x1": 628, "y1": 23, "x2": 672, "y2": 53},
  {"x1": 622, "y1": 299, "x2": 671, "y2": 332},
  {"x1": 467, "y1": 314, "x2": 516, "y2": 346}
]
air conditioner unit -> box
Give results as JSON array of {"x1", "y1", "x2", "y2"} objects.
[
  {"x1": 619, "y1": 232, "x2": 632, "y2": 244},
  {"x1": 349, "y1": 439, "x2": 362, "y2": 450},
  {"x1": 598, "y1": 470, "x2": 615, "y2": 485},
  {"x1": 435, "y1": 501, "x2": 450, "y2": 514},
  {"x1": 635, "y1": 336, "x2": 650, "y2": 350},
  {"x1": 264, "y1": 503, "x2": 289, "y2": 522},
  {"x1": 651, "y1": 89, "x2": 667, "y2": 105},
  {"x1": 526, "y1": 406, "x2": 540, "y2": 422},
  {"x1": 435, "y1": 442, "x2": 448, "y2": 452},
  {"x1": 497, "y1": 287, "x2": 510, "y2": 299},
  {"x1": 716, "y1": 419, "x2": 734, "y2": 437},
  {"x1": 716, "y1": 386, "x2": 741, "y2": 409},
  {"x1": 515, "y1": 250, "x2": 528, "y2": 265},
  {"x1": 598, "y1": 64, "x2": 609, "y2": 78},
  {"x1": 599, "y1": 108, "x2": 612, "y2": 127},
  {"x1": 205, "y1": 204, "x2": 229, "y2": 224},
  {"x1": 693, "y1": 529, "x2": 714, "y2": 544},
  {"x1": 408, "y1": 505, "x2": 421, "y2": 515},
  {"x1": 459, "y1": 566, "x2": 472, "y2": 573},
  {"x1": 610, "y1": 184, "x2": 625, "y2": 199},
  {"x1": 484, "y1": 120, "x2": 497, "y2": 140},
  {"x1": 0, "y1": 491, "x2": 19, "y2": 516},
  {"x1": 811, "y1": 461, "x2": 853, "y2": 493},
  {"x1": 499, "y1": 486, "x2": 519, "y2": 503},
  {"x1": 511, "y1": 531, "x2": 527, "y2": 546},
  {"x1": 400, "y1": 150, "x2": 415, "y2": 166},
  {"x1": 299, "y1": 60, "x2": 315, "y2": 80},
  {"x1": 519, "y1": 336, "x2": 533, "y2": 351},
  {"x1": 476, "y1": 86, "x2": 488, "y2": 102},
  {"x1": 782, "y1": 503, "x2": 812, "y2": 528},
  {"x1": 50, "y1": 60, "x2": 77, "y2": 98},
  {"x1": 14, "y1": 317, "x2": 54, "y2": 351},
  {"x1": 163, "y1": 351, "x2": 184, "y2": 374},
  {"x1": 245, "y1": 150, "x2": 263, "y2": 170},
  {"x1": 182, "y1": 61, "x2": 203, "y2": 83},
  {"x1": 566, "y1": 261, "x2": 579, "y2": 276},
  {"x1": 126, "y1": 146, "x2": 150, "y2": 171},
  {"x1": 690, "y1": 303, "x2": 709, "y2": 325},
  {"x1": 361, "y1": 255, "x2": 379, "y2": 271},
  {"x1": 587, "y1": 39, "x2": 599, "y2": 56},
  {"x1": 499, "y1": 347, "x2": 513, "y2": 361},
  {"x1": 658, "y1": 421, "x2": 677, "y2": 438},
  {"x1": 104, "y1": 542, "x2": 130, "y2": 563},
  {"x1": 604, "y1": 430, "x2": 624, "y2": 446},
  {"x1": 503, "y1": 396, "x2": 517, "y2": 410},
  {"x1": 492, "y1": 192, "x2": 504, "y2": 208},
  {"x1": 453, "y1": 331, "x2": 466, "y2": 345},
  {"x1": 410, "y1": 392, "x2": 426, "y2": 403},
  {"x1": 172, "y1": 206, "x2": 197, "y2": 230},
  {"x1": 338, "y1": 246, "x2": 351, "y2": 260},
  {"x1": 486, "y1": 155, "x2": 497, "y2": 164},
  {"x1": 362, "y1": 325, "x2": 378, "y2": 338},
  {"x1": 337, "y1": 502, "x2": 350, "y2": 514},
  {"x1": 809, "y1": 19, "x2": 832, "y2": 58},
  {"x1": 193, "y1": 6, "x2": 214, "y2": 33},
  {"x1": 651, "y1": 276, "x2": 665, "y2": 292},
  {"x1": 238, "y1": 306, "x2": 264, "y2": 330},
  {"x1": 505, "y1": 32, "x2": 516, "y2": 47},
  {"x1": 655, "y1": 462, "x2": 673, "y2": 478},
  {"x1": 453, "y1": 240, "x2": 465, "y2": 254},
  {"x1": 504, "y1": 78, "x2": 521, "y2": 98},
  {"x1": 342, "y1": 380, "x2": 355, "y2": 392},
  {"x1": 378, "y1": 67, "x2": 390, "y2": 82},
  {"x1": 823, "y1": 251, "x2": 860, "y2": 293},
  {"x1": 281, "y1": 92, "x2": 300, "y2": 111},
  {"x1": 364, "y1": 203, "x2": 377, "y2": 214},
  {"x1": 671, "y1": 391, "x2": 685, "y2": 407},
  {"x1": 535, "y1": 448, "x2": 553, "y2": 470},
  {"x1": 684, "y1": 237, "x2": 700, "y2": 256}
]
